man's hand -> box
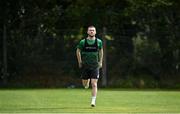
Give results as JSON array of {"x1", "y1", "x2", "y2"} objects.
[
  {"x1": 78, "y1": 62, "x2": 82, "y2": 68},
  {"x1": 99, "y1": 62, "x2": 102, "y2": 68}
]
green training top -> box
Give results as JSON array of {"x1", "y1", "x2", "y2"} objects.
[{"x1": 77, "y1": 38, "x2": 103, "y2": 69}]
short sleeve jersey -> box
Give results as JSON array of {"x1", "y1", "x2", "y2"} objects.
[{"x1": 77, "y1": 38, "x2": 103, "y2": 68}]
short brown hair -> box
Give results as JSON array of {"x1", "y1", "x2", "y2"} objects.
[{"x1": 88, "y1": 25, "x2": 96, "y2": 29}]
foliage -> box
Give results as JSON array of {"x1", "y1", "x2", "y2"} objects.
[{"x1": 0, "y1": 0, "x2": 179, "y2": 88}]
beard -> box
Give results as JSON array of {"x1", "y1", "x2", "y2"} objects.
[{"x1": 88, "y1": 34, "x2": 95, "y2": 37}]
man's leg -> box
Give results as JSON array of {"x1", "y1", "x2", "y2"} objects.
[
  {"x1": 91, "y1": 79, "x2": 98, "y2": 106},
  {"x1": 82, "y1": 79, "x2": 90, "y2": 89}
]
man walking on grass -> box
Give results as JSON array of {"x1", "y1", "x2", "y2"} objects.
[{"x1": 76, "y1": 25, "x2": 103, "y2": 107}]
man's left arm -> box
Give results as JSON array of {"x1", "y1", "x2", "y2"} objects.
[{"x1": 99, "y1": 48, "x2": 103, "y2": 68}]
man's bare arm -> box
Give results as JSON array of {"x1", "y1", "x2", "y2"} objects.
[
  {"x1": 99, "y1": 48, "x2": 103, "y2": 68},
  {"x1": 76, "y1": 48, "x2": 82, "y2": 68}
]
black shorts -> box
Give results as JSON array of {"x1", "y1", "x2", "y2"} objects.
[{"x1": 81, "y1": 67, "x2": 99, "y2": 79}]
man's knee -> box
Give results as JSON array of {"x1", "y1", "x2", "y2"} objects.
[{"x1": 91, "y1": 82, "x2": 97, "y2": 88}]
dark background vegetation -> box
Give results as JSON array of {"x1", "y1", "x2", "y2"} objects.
[{"x1": 0, "y1": 0, "x2": 180, "y2": 88}]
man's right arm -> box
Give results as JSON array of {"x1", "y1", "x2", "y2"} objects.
[{"x1": 76, "y1": 48, "x2": 82, "y2": 68}]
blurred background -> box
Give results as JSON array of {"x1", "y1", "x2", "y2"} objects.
[{"x1": 0, "y1": 0, "x2": 179, "y2": 88}]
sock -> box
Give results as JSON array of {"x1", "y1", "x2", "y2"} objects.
[{"x1": 91, "y1": 96, "x2": 96, "y2": 105}]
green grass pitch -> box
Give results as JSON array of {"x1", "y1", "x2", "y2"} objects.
[{"x1": 0, "y1": 88, "x2": 180, "y2": 113}]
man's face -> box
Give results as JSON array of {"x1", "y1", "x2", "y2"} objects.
[{"x1": 87, "y1": 27, "x2": 96, "y2": 37}]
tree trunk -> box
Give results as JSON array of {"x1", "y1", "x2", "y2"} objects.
[
  {"x1": 2, "y1": 24, "x2": 8, "y2": 84},
  {"x1": 102, "y1": 27, "x2": 107, "y2": 87}
]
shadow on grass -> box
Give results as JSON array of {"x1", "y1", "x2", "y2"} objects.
[{"x1": 0, "y1": 106, "x2": 95, "y2": 112}]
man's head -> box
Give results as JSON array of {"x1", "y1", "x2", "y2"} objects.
[{"x1": 87, "y1": 26, "x2": 96, "y2": 37}]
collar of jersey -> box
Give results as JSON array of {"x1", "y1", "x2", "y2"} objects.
[{"x1": 86, "y1": 38, "x2": 96, "y2": 45}]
